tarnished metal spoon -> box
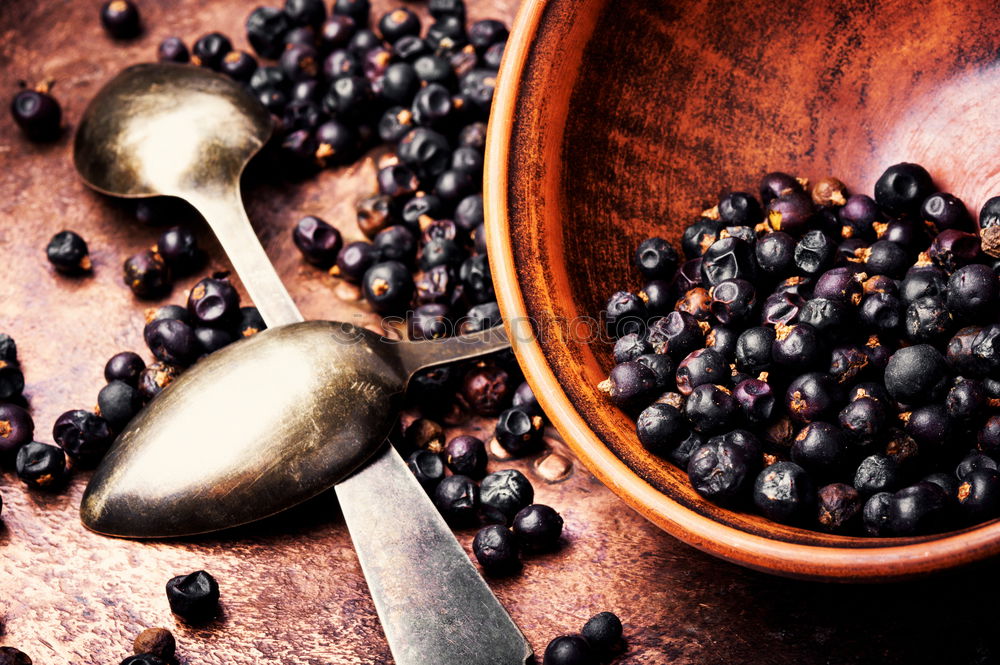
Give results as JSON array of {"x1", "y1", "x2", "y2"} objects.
[{"x1": 73, "y1": 63, "x2": 530, "y2": 665}]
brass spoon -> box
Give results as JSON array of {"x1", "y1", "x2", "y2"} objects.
[{"x1": 74, "y1": 63, "x2": 530, "y2": 665}]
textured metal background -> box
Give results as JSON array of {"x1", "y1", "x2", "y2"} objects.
[{"x1": 2, "y1": 0, "x2": 1000, "y2": 663}]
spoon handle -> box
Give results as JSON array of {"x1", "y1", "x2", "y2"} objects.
[
  {"x1": 337, "y1": 444, "x2": 533, "y2": 665},
  {"x1": 186, "y1": 188, "x2": 303, "y2": 328},
  {"x1": 397, "y1": 325, "x2": 511, "y2": 378}
]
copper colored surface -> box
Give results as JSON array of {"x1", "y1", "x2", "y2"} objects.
[
  {"x1": 3, "y1": 1, "x2": 1000, "y2": 664},
  {"x1": 485, "y1": 0, "x2": 1000, "y2": 580}
]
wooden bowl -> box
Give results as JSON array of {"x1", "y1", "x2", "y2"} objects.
[{"x1": 485, "y1": 0, "x2": 1000, "y2": 580}]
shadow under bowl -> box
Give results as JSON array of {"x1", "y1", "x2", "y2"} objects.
[{"x1": 485, "y1": 0, "x2": 1000, "y2": 580}]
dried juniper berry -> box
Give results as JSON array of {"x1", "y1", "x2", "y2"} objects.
[
  {"x1": 874, "y1": 163, "x2": 934, "y2": 216},
  {"x1": 635, "y1": 354, "x2": 675, "y2": 393},
  {"x1": 156, "y1": 226, "x2": 202, "y2": 275},
  {"x1": 762, "y1": 292, "x2": 804, "y2": 326},
  {"x1": 753, "y1": 461, "x2": 814, "y2": 525},
  {"x1": 98, "y1": 381, "x2": 143, "y2": 431},
  {"x1": 957, "y1": 469, "x2": 1000, "y2": 522},
  {"x1": 612, "y1": 333, "x2": 650, "y2": 364},
  {"x1": 817, "y1": 483, "x2": 862, "y2": 533},
  {"x1": 923, "y1": 192, "x2": 972, "y2": 232},
  {"x1": 888, "y1": 482, "x2": 949, "y2": 536},
  {"x1": 885, "y1": 344, "x2": 949, "y2": 405},
  {"x1": 46, "y1": 231, "x2": 91, "y2": 274},
  {"x1": 700, "y1": 237, "x2": 757, "y2": 286},
  {"x1": 513, "y1": 504, "x2": 563, "y2": 551},
  {"x1": 839, "y1": 194, "x2": 880, "y2": 239},
  {"x1": 100, "y1": 0, "x2": 140, "y2": 38},
  {"x1": 711, "y1": 279, "x2": 757, "y2": 324},
  {"x1": 194, "y1": 326, "x2": 234, "y2": 356},
  {"x1": 904, "y1": 404, "x2": 953, "y2": 451},
  {"x1": 495, "y1": 407, "x2": 544, "y2": 456},
  {"x1": 862, "y1": 240, "x2": 910, "y2": 279},
  {"x1": 333, "y1": 0, "x2": 370, "y2": 21},
  {"x1": 543, "y1": 635, "x2": 597, "y2": 665},
  {"x1": 929, "y1": 230, "x2": 980, "y2": 271},
  {"x1": 0, "y1": 357, "x2": 24, "y2": 401},
  {"x1": 604, "y1": 291, "x2": 646, "y2": 339},
  {"x1": 236, "y1": 307, "x2": 265, "y2": 338},
  {"x1": 191, "y1": 32, "x2": 233, "y2": 69},
  {"x1": 772, "y1": 323, "x2": 824, "y2": 370},
  {"x1": 460, "y1": 363, "x2": 509, "y2": 416},
  {"x1": 718, "y1": 191, "x2": 763, "y2": 226},
  {"x1": 681, "y1": 219, "x2": 720, "y2": 258},
  {"x1": 947, "y1": 264, "x2": 998, "y2": 322},
  {"x1": 767, "y1": 190, "x2": 814, "y2": 234},
  {"x1": 15, "y1": 441, "x2": 66, "y2": 489},
  {"x1": 0, "y1": 403, "x2": 33, "y2": 456},
  {"x1": 813, "y1": 267, "x2": 863, "y2": 305},
  {"x1": 785, "y1": 372, "x2": 842, "y2": 424},
  {"x1": 638, "y1": 280, "x2": 673, "y2": 317},
  {"x1": 854, "y1": 455, "x2": 899, "y2": 496},
  {"x1": 121, "y1": 656, "x2": 167, "y2": 665},
  {"x1": 863, "y1": 491, "x2": 893, "y2": 536},
  {"x1": 444, "y1": 435, "x2": 487, "y2": 479},
  {"x1": 636, "y1": 402, "x2": 688, "y2": 456},
  {"x1": 52, "y1": 410, "x2": 112, "y2": 465},
  {"x1": 675, "y1": 287, "x2": 712, "y2": 321},
  {"x1": 137, "y1": 362, "x2": 179, "y2": 402},
  {"x1": 687, "y1": 437, "x2": 752, "y2": 504},
  {"x1": 158, "y1": 36, "x2": 190, "y2": 63},
  {"x1": 759, "y1": 171, "x2": 803, "y2": 203},
  {"x1": 646, "y1": 311, "x2": 702, "y2": 359},
  {"x1": 459, "y1": 254, "x2": 495, "y2": 304},
  {"x1": 684, "y1": 384, "x2": 737, "y2": 434},
  {"x1": 434, "y1": 474, "x2": 479, "y2": 525},
  {"x1": 860, "y1": 292, "x2": 903, "y2": 333},
  {"x1": 144, "y1": 318, "x2": 199, "y2": 367},
  {"x1": 905, "y1": 296, "x2": 953, "y2": 344},
  {"x1": 123, "y1": 250, "x2": 169, "y2": 298},
  {"x1": 829, "y1": 345, "x2": 869, "y2": 386},
  {"x1": 733, "y1": 379, "x2": 775, "y2": 423},
  {"x1": 473, "y1": 524, "x2": 520, "y2": 575},
  {"x1": 956, "y1": 452, "x2": 997, "y2": 480},
  {"x1": 398, "y1": 127, "x2": 452, "y2": 180},
  {"x1": 455, "y1": 194, "x2": 485, "y2": 232},
  {"x1": 946, "y1": 378, "x2": 988, "y2": 422},
  {"x1": 133, "y1": 628, "x2": 176, "y2": 662},
  {"x1": 838, "y1": 396, "x2": 886, "y2": 443},
  {"x1": 480, "y1": 469, "x2": 533, "y2": 524},
  {"x1": 333, "y1": 241, "x2": 376, "y2": 283},
  {"x1": 797, "y1": 297, "x2": 853, "y2": 337},
  {"x1": 406, "y1": 450, "x2": 445, "y2": 491},
  {"x1": 755, "y1": 231, "x2": 796, "y2": 275},
  {"x1": 220, "y1": 50, "x2": 259, "y2": 83},
  {"x1": 11, "y1": 88, "x2": 61, "y2": 142},
  {"x1": 973, "y1": 324, "x2": 1000, "y2": 374},
  {"x1": 946, "y1": 326, "x2": 987, "y2": 376},
  {"x1": 978, "y1": 416, "x2": 1000, "y2": 455},
  {"x1": 791, "y1": 422, "x2": 847, "y2": 480},
  {"x1": 635, "y1": 237, "x2": 679, "y2": 280},
  {"x1": 675, "y1": 349, "x2": 726, "y2": 396},
  {"x1": 979, "y1": 196, "x2": 1000, "y2": 258},
  {"x1": 794, "y1": 230, "x2": 835, "y2": 276},
  {"x1": 166, "y1": 570, "x2": 220, "y2": 621},
  {"x1": 246, "y1": 7, "x2": 291, "y2": 58},
  {"x1": 460, "y1": 302, "x2": 502, "y2": 334},
  {"x1": 362, "y1": 261, "x2": 413, "y2": 314}
]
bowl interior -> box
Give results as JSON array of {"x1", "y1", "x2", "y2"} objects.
[{"x1": 488, "y1": 0, "x2": 1000, "y2": 578}]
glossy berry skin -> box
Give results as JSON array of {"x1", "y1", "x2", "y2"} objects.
[
  {"x1": 444, "y1": 435, "x2": 487, "y2": 478},
  {"x1": 0, "y1": 403, "x2": 33, "y2": 457},
  {"x1": 874, "y1": 163, "x2": 934, "y2": 215},
  {"x1": 796, "y1": 298, "x2": 852, "y2": 337},
  {"x1": 711, "y1": 279, "x2": 756, "y2": 324},
  {"x1": 459, "y1": 255, "x2": 495, "y2": 304},
  {"x1": 543, "y1": 635, "x2": 597, "y2": 665},
  {"x1": 194, "y1": 326, "x2": 234, "y2": 356},
  {"x1": 946, "y1": 378, "x2": 988, "y2": 422},
  {"x1": 978, "y1": 416, "x2": 1000, "y2": 455},
  {"x1": 772, "y1": 323, "x2": 824, "y2": 370},
  {"x1": 100, "y1": 0, "x2": 141, "y2": 38},
  {"x1": 904, "y1": 404, "x2": 953, "y2": 450},
  {"x1": 137, "y1": 362, "x2": 179, "y2": 402},
  {"x1": 647, "y1": 312, "x2": 703, "y2": 359},
  {"x1": 791, "y1": 422, "x2": 847, "y2": 480},
  {"x1": 675, "y1": 349, "x2": 726, "y2": 396},
  {"x1": 512, "y1": 504, "x2": 564, "y2": 551},
  {"x1": 718, "y1": 191, "x2": 763, "y2": 226},
  {"x1": 362, "y1": 261, "x2": 413, "y2": 314},
  {"x1": 755, "y1": 232, "x2": 796, "y2": 275},
  {"x1": 494, "y1": 407, "x2": 544, "y2": 456},
  {"x1": 405, "y1": 450, "x2": 445, "y2": 492},
  {"x1": 612, "y1": 333, "x2": 650, "y2": 364},
  {"x1": 98, "y1": 381, "x2": 143, "y2": 431},
  {"x1": 636, "y1": 403, "x2": 687, "y2": 456},
  {"x1": 582, "y1": 612, "x2": 623, "y2": 655},
  {"x1": 922, "y1": 192, "x2": 972, "y2": 232},
  {"x1": 635, "y1": 237, "x2": 679, "y2": 280},
  {"x1": 700, "y1": 237, "x2": 757, "y2": 286},
  {"x1": 860, "y1": 292, "x2": 903, "y2": 333},
  {"x1": 753, "y1": 461, "x2": 815, "y2": 525},
  {"x1": 472, "y1": 524, "x2": 520, "y2": 575},
  {"x1": 733, "y1": 379, "x2": 775, "y2": 423},
  {"x1": 15, "y1": 442, "x2": 66, "y2": 489},
  {"x1": 220, "y1": 51, "x2": 259, "y2": 83},
  {"x1": 785, "y1": 371, "x2": 842, "y2": 424},
  {"x1": 854, "y1": 455, "x2": 899, "y2": 496},
  {"x1": 433, "y1": 474, "x2": 480, "y2": 525},
  {"x1": 884, "y1": 344, "x2": 949, "y2": 405},
  {"x1": 192, "y1": 32, "x2": 233, "y2": 69},
  {"x1": 144, "y1": 318, "x2": 199, "y2": 367},
  {"x1": 480, "y1": 469, "x2": 533, "y2": 525},
  {"x1": 165, "y1": 570, "x2": 220, "y2": 620},
  {"x1": 292, "y1": 216, "x2": 342, "y2": 268},
  {"x1": 46, "y1": 230, "x2": 91, "y2": 274},
  {"x1": 766, "y1": 190, "x2": 814, "y2": 235},
  {"x1": 957, "y1": 469, "x2": 1000, "y2": 523},
  {"x1": 838, "y1": 397, "x2": 886, "y2": 443},
  {"x1": 334, "y1": 241, "x2": 376, "y2": 283},
  {"x1": 929, "y1": 230, "x2": 980, "y2": 271},
  {"x1": 246, "y1": 7, "x2": 291, "y2": 58},
  {"x1": 123, "y1": 250, "x2": 170, "y2": 298},
  {"x1": 973, "y1": 324, "x2": 1000, "y2": 375},
  {"x1": 888, "y1": 482, "x2": 949, "y2": 536},
  {"x1": 285, "y1": 0, "x2": 326, "y2": 27},
  {"x1": 813, "y1": 267, "x2": 863, "y2": 305},
  {"x1": 681, "y1": 220, "x2": 719, "y2": 258},
  {"x1": 904, "y1": 296, "x2": 953, "y2": 344},
  {"x1": 11, "y1": 89, "x2": 62, "y2": 141},
  {"x1": 158, "y1": 36, "x2": 190, "y2": 62},
  {"x1": 817, "y1": 483, "x2": 862, "y2": 533},
  {"x1": 948, "y1": 264, "x2": 998, "y2": 322},
  {"x1": 687, "y1": 439, "x2": 752, "y2": 504},
  {"x1": 761, "y1": 292, "x2": 804, "y2": 326},
  {"x1": 794, "y1": 230, "x2": 835, "y2": 276},
  {"x1": 684, "y1": 384, "x2": 737, "y2": 434},
  {"x1": 863, "y1": 240, "x2": 910, "y2": 279},
  {"x1": 863, "y1": 492, "x2": 893, "y2": 536},
  {"x1": 52, "y1": 409, "x2": 112, "y2": 465},
  {"x1": 156, "y1": 226, "x2": 201, "y2": 275},
  {"x1": 956, "y1": 452, "x2": 996, "y2": 480},
  {"x1": 828, "y1": 345, "x2": 869, "y2": 386},
  {"x1": 900, "y1": 267, "x2": 947, "y2": 303}
]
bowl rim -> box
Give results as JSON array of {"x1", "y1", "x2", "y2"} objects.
[{"x1": 484, "y1": 0, "x2": 1000, "y2": 581}]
